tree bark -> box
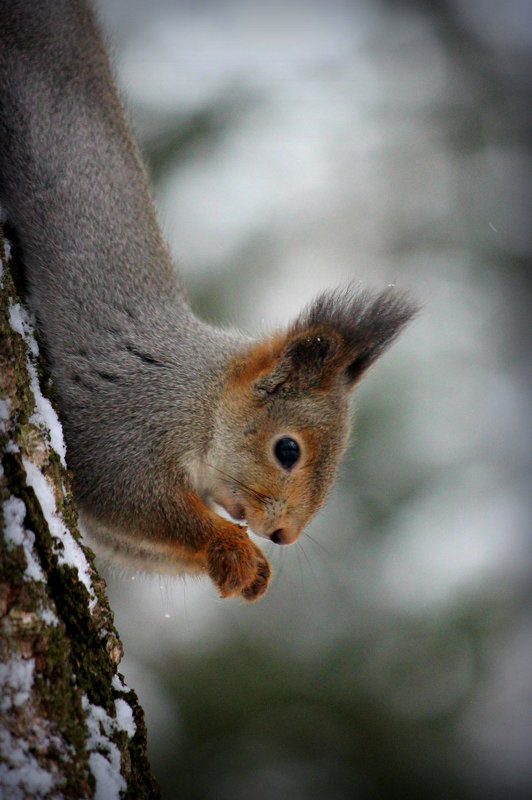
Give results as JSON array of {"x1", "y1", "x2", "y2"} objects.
[{"x1": 0, "y1": 223, "x2": 161, "y2": 798}]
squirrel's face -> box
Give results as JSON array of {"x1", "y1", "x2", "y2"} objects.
[
  {"x1": 202, "y1": 376, "x2": 351, "y2": 544},
  {"x1": 192, "y1": 287, "x2": 417, "y2": 545}
]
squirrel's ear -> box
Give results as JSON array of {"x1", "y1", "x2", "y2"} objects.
[
  {"x1": 253, "y1": 331, "x2": 341, "y2": 395},
  {"x1": 253, "y1": 286, "x2": 418, "y2": 397},
  {"x1": 263, "y1": 286, "x2": 418, "y2": 394}
]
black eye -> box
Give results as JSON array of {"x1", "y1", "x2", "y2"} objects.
[{"x1": 274, "y1": 437, "x2": 301, "y2": 470}]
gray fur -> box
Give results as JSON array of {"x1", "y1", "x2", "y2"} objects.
[
  {"x1": 0, "y1": 1, "x2": 416, "y2": 583},
  {"x1": 0, "y1": 0, "x2": 245, "y2": 529}
]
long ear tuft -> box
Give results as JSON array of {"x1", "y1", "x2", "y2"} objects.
[{"x1": 292, "y1": 285, "x2": 419, "y2": 387}]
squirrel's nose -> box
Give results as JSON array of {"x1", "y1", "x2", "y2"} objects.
[{"x1": 270, "y1": 528, "x2": 298, "y2": 545}]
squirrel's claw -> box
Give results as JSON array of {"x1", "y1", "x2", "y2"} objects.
[{"x1": 241, "y1": 544, "x2": 271, "y2": 602}]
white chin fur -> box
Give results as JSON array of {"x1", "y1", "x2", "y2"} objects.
[
  {"x1": 207, "y1": 499, "x2": 247, "y2": 527},
  {"x1": 206, "y1": 498, "x2": 263, "y2": 540}
]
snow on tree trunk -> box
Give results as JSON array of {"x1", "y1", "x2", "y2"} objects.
[{"x1": 0, "y1": 223, "x2": 161, "y2": 799}]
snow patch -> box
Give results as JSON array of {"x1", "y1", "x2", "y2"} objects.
[
  {"x1": 22, "y1": 458, "x2": 97, "y2": 611},
  {"x1": 0, "y1": 656, "x2": 35, "y2": 713},
  {"x1": 8, "y1": 302, "x2": 39, "y2": 357},
  {"x1": 39, "y1": 606, "x2": 59, "y2": 627},
  {"x1": 114, "y1": 699, "x2": 136, "y2": 739},
  {"x1": 0, "y1": 398, "x2": 10, "y2": 428},
  {"x1": 89, "y1": 752, "x2": 124, "y2": 800},
  {"x1": 0, "y1": 729, "x2": 55, "y2": 800},
  {"x1": 8, "y1": 300, "x2": 67, "y2": 467},
  {"x1": 2, "y1": 496, "x2": 26, "y2": 545},
  {"x1": 2, "y1": 495, "x2": 46, "y2": 582},
  {"x1": 112, "y1": 673, "x2": 128, "y2": 693},
  {"x1": 82, "y1": 695, "x2": 128, "y2": 800},
  {"x1": 0, "y1": 211, "x2": 10, "y2": 265}
]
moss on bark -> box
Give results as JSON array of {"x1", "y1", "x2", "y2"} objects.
[{"x1": 0, "y1": 224, "x2": 161, "y2": 799}]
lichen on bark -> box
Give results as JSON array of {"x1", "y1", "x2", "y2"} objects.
[{"x1": 0, "y1": 224, "x2": 161, "y2": 799}]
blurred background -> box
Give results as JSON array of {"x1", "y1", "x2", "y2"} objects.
[{"x1": 94, "y1": 1, "x2": 531, "y2": 798}]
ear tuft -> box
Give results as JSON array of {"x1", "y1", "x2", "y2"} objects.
[
  {"x1": 291, "y1": 285, "x2": 419, "y2": 387},
  {"x1": 253, "y1": 333, "x2": 339, "y2": 396},
  {"x1": 284, "y1": 333, "x2": 338, "y2": 375}
]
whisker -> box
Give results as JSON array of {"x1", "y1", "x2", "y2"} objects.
[
  {"x1": 268, "y1": 543, "x2": 284, "y2": 591},
  {"x1": 305, "y1": 531, "x2": 333, "y2": 559},
  {"x1": 297, "y1": 539, "x2": 320, "y2": 587},
  {"x1": 203, "y1": 462, "x2": 273, "y2": 503},
  {"x1": 276, "y1": 550, "x2": 285, "y2": 586},
  {"x1": 294, "y1": 542, "x2": 305, "y2": 591},
  {"x1": 224, "y1": 476, "x2": 268, "y2": 503}
]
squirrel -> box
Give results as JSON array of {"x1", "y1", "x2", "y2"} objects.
[{"x1": 0, "y1": 0, "x2": 417, "y2": 601}]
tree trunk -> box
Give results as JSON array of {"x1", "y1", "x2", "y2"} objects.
[{"x1": 0, "y1": 223, "x2": 161, "y2": 798}]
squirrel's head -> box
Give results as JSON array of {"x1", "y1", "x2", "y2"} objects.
[{"x1": 198, "y1": 287, "x2": 418, "y2": 545}]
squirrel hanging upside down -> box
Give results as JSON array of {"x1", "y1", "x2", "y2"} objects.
[{"x1": 0, "y1": 0, "x2": 417, "y2": 601}]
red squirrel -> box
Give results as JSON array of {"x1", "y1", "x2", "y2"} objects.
[{"x1": 0, "y1": 1, "x2": 417, "y2": 601}]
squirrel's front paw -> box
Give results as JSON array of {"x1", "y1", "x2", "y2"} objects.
[{"x1": 207, "y1": 532, "x2": 271, "y2": 601}]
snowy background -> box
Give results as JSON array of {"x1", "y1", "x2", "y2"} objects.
[{"x1": 93, "y1": 1, "x2": 531, "y2": 798}]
